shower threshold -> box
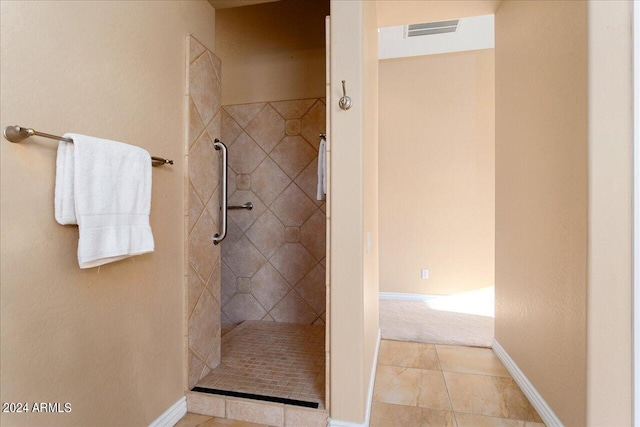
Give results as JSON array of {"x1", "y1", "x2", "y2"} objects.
[{"x1": 194, "y1": 320, "x2": 325, "y2": 409}]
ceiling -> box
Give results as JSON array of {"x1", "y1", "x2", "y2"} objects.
[
  {"x1": 376, "y1": 0, "x2": 501, "y2": 27},
  {"x1": 207, "y1": 0, "x2": 280, "y2": 9}
]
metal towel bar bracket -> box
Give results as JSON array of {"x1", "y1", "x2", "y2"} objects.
[{"x1": 3, "y1": 125, "x2": 174, "y2": 167}]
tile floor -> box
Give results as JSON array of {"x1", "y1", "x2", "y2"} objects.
[
  {"x1": 176, "y1": 413, "x2": 265, "y2": 427},
  {"x1": 371, "y1": 340, "x2": 545, "y2": 427},
  {"x1": 196, "y1": 321, "x2": 325, "y2": 408}
]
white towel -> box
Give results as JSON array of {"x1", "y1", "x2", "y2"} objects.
[
  {"x1": 316, "y1": 137, "x2": 326, "y2": 200},
  {"x1": 55, "y1": 134, "x2": 154, "y2": 268}
]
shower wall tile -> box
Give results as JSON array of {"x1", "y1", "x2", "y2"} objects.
[
  {"x1": 270, "y1": 136, "x2": 316, "y2": 179},
  {"x1": 228, "y1": 132, "x2": 266, "y2": 174},
  {"x1": 187, "y1": 36, "x2": 222, "y2": 388},
  {"x1": 227, "y1": 190, "x2": 266, "y2": 232},
  {"x1": 301, "y1": 101, "x2": 326, "y2": 150},
  {"x1": 295, "y1": 160, "x2": 323, "y2": 206},
  {"x1": 220, "y1": 110, "x2": 243, "y2": 145},
  {"x1": 245, "y1": 210, "x2": 285, "y2": 259},
  {"x1": 245, "y1": 104, "x2": 285, "y2": 153},
  {"x1": 270, "y1": 183, "x2": 317, "y2": 227},
  {"x1": 251, "y1": 158, "x2": 291, "y2": 206},
  {"x1": 252, "y1": 263, "x2": 291, "y2": 312},
  {"x1": 301, "y1": 210, "x2": 326, "y2": 261},
  {"x1": 222, "y1": 236, "x2": 267, "y2": 278},
  {"x1": 271, "y1": 98, "x2": 316, "y2": 119},
  {"x1": 270, "y1": 243, "x2": 316, "y2": 286},
  {"x1": 189, "y1": 131, "x2": 219, "y2": 203},
  {"x1": 220, "y1": 98, "x2": 326, "y2": 326},
  {"x1": 224, "y1": 103, "x2": 266, "y2": 128},
  {"x1": 270, "y1": 291, "x2": 317, "y2": 324}
]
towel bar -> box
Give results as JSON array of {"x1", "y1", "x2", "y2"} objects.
[{"x1": 3, "y1": 125, "x2": 174, "y2": 167}]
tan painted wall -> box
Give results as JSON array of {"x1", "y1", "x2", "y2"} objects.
[
  {"x1": 494, "y1": 1, "x2": 588, "y2": 425},
  {"x1": 586, "y1": 1, "x2": 633, "y2": 425},
  {"x1": 376, "y1": 0, "x2": 500, "y2": 28},
  {"x1": 329, "y1": 0, "x2": 379, "y2": 423},
  {"x1": 378, "y1": 50, "x2": 495, "y2": 295},
  {"x1": 215, "y1": 0, "x2": 329, "y2": 105},
  {"x1": 0, "y1": 2, "x2": 215, "y2": 426}
]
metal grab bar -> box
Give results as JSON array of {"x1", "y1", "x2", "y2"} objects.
[
  {"x1": 228, "y1": 202, "x2": 253, "y2": 211},
  {"x1": 213, "y1": 139, "x2": 227, "y2": 245},
  {"x1": 3, "y1": 125, "x2": 174, "y2": 166}
]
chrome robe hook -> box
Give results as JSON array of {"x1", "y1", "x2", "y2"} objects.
[{"x1": 338, "y1": 80, "x2": 352, "y2": 110}]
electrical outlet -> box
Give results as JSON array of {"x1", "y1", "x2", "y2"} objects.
[{"x1": 421, "y1": 269, "x2": 429, "y2": 279}]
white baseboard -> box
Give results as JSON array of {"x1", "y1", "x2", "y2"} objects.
[
  {"x1": 328, "y1": 330, "x2": 381, "y2": 427},
  {"x1": 379, "y1": 292, "x2": 438, "y2": 301},
  {"x1": 492, "y1": 339, "x2": 563, "y2": 427},
  {"x1": 149, "y1": 396, "x2": 187, "y2": 427}
]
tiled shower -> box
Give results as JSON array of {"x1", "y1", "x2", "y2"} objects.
[
  {"x1": 219, "y1": 99, "x2": 326, "y2": 326},
  {"x1": 185, "y1": 32, "x2": 328, "y2": 415}
]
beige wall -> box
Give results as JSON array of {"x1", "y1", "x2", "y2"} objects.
[
  {"x1": 215, "y1": 0, "x2": 329, "y2": 105},
  {"x1": 586, "y1": 1, "x2": 633, "y2": 424},
  {"x1": 329, "y1": 0, "x2": 379, "y2": 423},
  {"x1": 494, "y1": 1, "x2": 588, "y2": 425},
  {"x1": 376, "y1": 0, "x2": 500, "y2": 28},
  {"x1": 0, "y1": 2, "x2": 215, "y2": 426},
  {"x1": 379, "y1": 50, "x2": 495, "y2": 295}
]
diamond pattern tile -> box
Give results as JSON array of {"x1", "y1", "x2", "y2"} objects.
[
  {"x1": 251, "y1": 263, "x2": 291, "y2": 312},
  {"x1": 222, "y1": 236, "x2": 267, "y2": 278},
  {"x1": 228, "y1": 132, "x2": 266, "y2": 174},
  {"x1": 189, "y1": 36, "x2": 206, "y2": 64},
  {"x1": 189, "y1": 182, "x2": 205, "y2": 233},
  {"x1": 189, "y1": 98, "x2": 205, "y2": 148},
  {"x1": 245, "y1": 210, "x2": 285, "y2": 259},
  {"x1": 270, "y1": 136, "x2": 316, "y2": 179},
  {"x1": 208, "y1": 51, "x2": 221, "y2": 83},
  {"x1": 188, "y1": 265, "x2": 205, "y2": 317},
  {"x1": 295, "y1": 264, "x2": 326, "y2": 315},
  {"x1": 224, "y1": 103, "x2": 266, "y2": 128},
  {"x1": 220, "y1": 109, "x2": 243, "y2": 145},
  {"x1": 270, "y1": 291, "x2": 317, "y2": 324},
  {"x1": 270, "y1": 243, "x2": 317, "y2": 286},
  {"x1": 271, "y1": 183, "x2": 317, "y2": 227},
  {"x1": 220, "y1": 262, "x2": 236, "y2": 307},
  {"x1": 301, "y1": 100, "x2": 326, "y2": 150},
  {"x1": 251, "y1": 157, "x2": 291, "y2": 206},
  {"x1": 223, "y1": 294, "x2": 267, "y2": 324},
  {"x1": 227, "y1": 190, "x2": 266, "y2": 232},
  {"x1": 189, "y1": 131, "x2": 219, "y2": 203},
  {"x1": 245, "y1": 104, "x2": 285, "y2": 153},
  {"x1": 190, "y1": 53, "x2": 221, "y2": 125},
  {"x1": 206, "y1": 110, "x2": 221, "y2": 143},
  {"x1": 189, "y1": 209, "x2": 219, "y2": 282},
  {"x1": 270, "y1": 99, "x2": 316, "y2": 119},
  {"x1": 295, "y1": 157, "x2": 322, "y2": 205},
  {"x1": 219, "y1": 98, "x2": 326, "y2": 326},
  {"x1": 189, "y1": 288, "x2": 218, "y2": 359},
  {"x1": 301, "y1": 209, "x2": 326, "y2": 261}
]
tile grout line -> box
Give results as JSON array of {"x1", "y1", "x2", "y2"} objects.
[{"x1": 435, "y1": 345, "x2": 459, "y2": 427}]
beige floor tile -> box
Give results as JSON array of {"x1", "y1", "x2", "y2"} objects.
[
  {"x1": 198, "y1": 417, "x2": 268, "y2": 426},
  {"x1": 444, "y1": 372, "x2": 543, "y2": 422},
  {"x1": 175, "y1": 413, "x2": 214, "y2": 427},
  {"x1": 436, "y1": 345, "x2": 511, "y2": 377},
  {"x1": 370, "y1": 402, "x2": 456, "y2": 427},
  {"x1": 455, "y1": 412, "x2": 526, "y2": 427},
  {"x1": 378, "y1": 340, "x2": 440, "y2": 370},
  {"x1": 374, "y1": 365, "x2": 450, "y2": 410},
  {"x1": 524, "y1": 423, "x2": 546, "y2": 427},
  {"x1": 374, "y1": 365, "x2": 423, "y2": 406}
]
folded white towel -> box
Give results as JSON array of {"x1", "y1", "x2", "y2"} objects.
[
  {"x1": 317, "y1": 137, "x2": 326, "y2": 201},
  {"x1": 55, "y1": 134, "x2": 154, "y2": 268}
]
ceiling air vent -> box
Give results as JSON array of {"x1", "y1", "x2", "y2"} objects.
[{"x1": 405, "y1": 20, "x2": 459, "y2": 37}]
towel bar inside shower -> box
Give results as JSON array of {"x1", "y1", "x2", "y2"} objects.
[{"x1": 3, "y1": 125, "x2": 174, "y2": 167}]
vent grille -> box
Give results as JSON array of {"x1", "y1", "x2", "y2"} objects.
[{"x1": 406, "y1": 20, "x2": 459, "y2": 37}]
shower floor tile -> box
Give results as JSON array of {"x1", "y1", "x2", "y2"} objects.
[{"x1": 196, "y1": 321, "x2": 326, "y2": 409}]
